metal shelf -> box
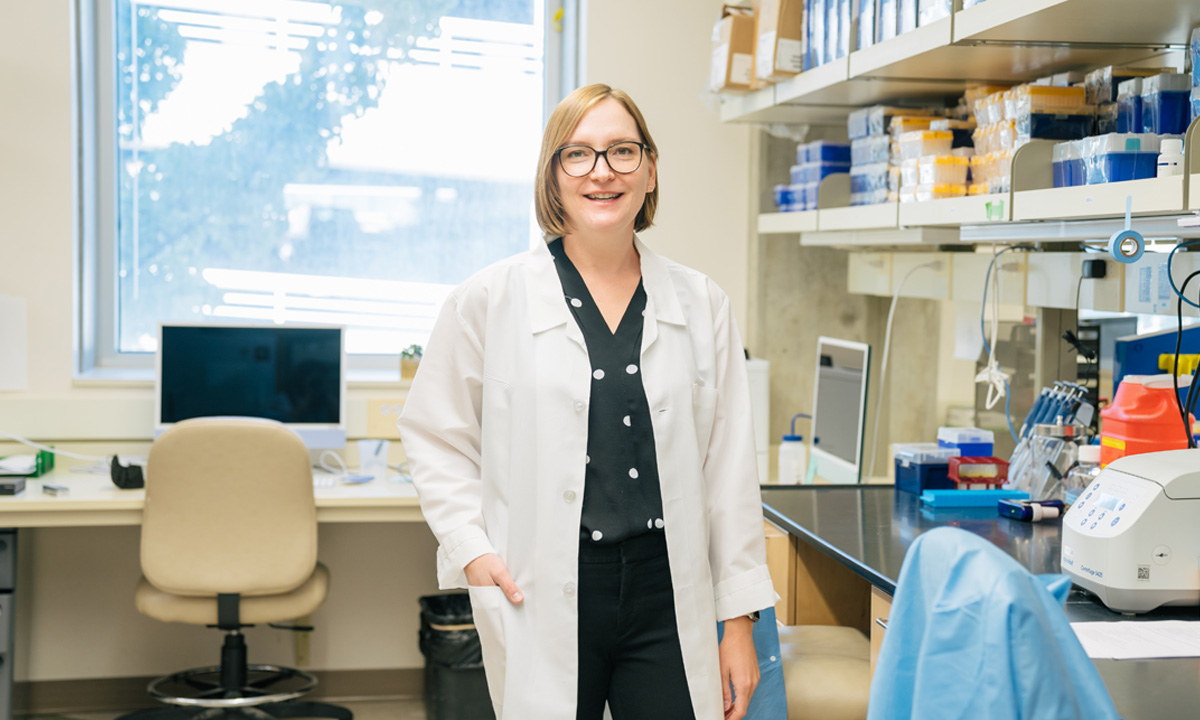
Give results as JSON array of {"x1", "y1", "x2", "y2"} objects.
[
  {"x1": 801, "y1": 227, "x2": 959, "y2": 248},
  {"x1": 718, "y1": 87, "x2": 784, "y2": 124},
  {"x1": 758, "y1": 211, "x2": 818, "y2": 235},
  {"x1": 898, "y1": 194, "x2": 1010, "y2": 226},
  {"x1": 818, "y1": 202, "x2": 898, "y2": 232},
  {"x1": 1012, "y1": 176, "x2": 1186, "y2": 222},
  {"x1": 955, "y1": 0, "x2": 1200, "y2": 47},
  {"x1": 719, "y1": 0, "x2": 1189, "y2": 125}
]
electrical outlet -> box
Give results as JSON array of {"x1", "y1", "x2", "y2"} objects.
[{"x1": 366, "y1": 398, "x2": 405, "y2": 439}]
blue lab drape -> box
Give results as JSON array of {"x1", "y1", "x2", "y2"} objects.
[{"x1": 868, "y1": 527, "x2": 1119, "y2": 720}]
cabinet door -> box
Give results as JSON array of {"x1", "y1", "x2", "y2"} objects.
[
  {"x1": 763, "y1": 520, "x2": 795, "y2": 625},
  {"x1": 869, "y1": 586, "x2": 892, "y2": 678}
]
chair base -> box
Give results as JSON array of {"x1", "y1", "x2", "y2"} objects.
[
  {"x1": 121, "y1": 631, "x2": 350, "y2": 720},
  {"x1": 118, "y1": 700, "x2": 352, "y2": 720},
  {"x1": 148, "y1": 664, "x2": 315, "y2": 707}
]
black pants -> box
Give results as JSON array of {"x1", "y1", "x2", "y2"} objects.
[{"x1": 576, "y1": 533, "x2": 697, "y2": 720}]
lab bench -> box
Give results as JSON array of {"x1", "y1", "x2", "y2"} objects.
[{"x1": 760, "y1": 485, "x2": 1200, "y2": 720}]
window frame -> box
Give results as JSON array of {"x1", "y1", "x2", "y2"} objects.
[{"x1": 74, "y1": 0, "x2": 579, "y2": 381}]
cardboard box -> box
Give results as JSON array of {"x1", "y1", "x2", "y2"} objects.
[
  {"x1": 711, "y1": 5, "x2": 757, "y2": 93},
  {"x1": 753, "y1": 0, "x2": 804, "y2": 82}
]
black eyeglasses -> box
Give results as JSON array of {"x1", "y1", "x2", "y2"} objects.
[{"x1": 555, "y1": 141, "x2": 649, "y2": 177}]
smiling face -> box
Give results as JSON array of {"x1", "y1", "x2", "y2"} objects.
[{"x1": 555, "y1": 98, "x2": 657, "y2": 240}]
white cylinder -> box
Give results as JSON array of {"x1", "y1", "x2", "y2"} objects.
[
  {"x1": 1157, "y1": 138, "x2": 1184, "y2": 178},
  {"x1": 777, "y1": 438, "x2": 808, "y2": 485}
]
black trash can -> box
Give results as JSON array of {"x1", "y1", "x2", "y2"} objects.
[{"x1": 418, "y1": 593, "x2": 495, "y2": 720}]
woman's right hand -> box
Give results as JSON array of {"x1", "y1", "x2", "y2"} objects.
[{"x1": 464, "y1": 553, "x2": 524, "y2": 604}]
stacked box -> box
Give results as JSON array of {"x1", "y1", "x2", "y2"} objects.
[
  {"x1": 918, "y1": 0, "x2": 950, "y2": 26},
  {"x1": 894, "y1": 443, "x2": 960, "y2": 495},
  {"x1": 754, "y1": 0, "x2": 805, "y2": 84},
  {"x1": 970, "y1": 83, "x2": 1094, "y2": 194},
  {"x1": 1140, "y1": 73, "x2": 1191, "y2": 134},
  {"x1": 937, "y1": 427, "x2": 994, "y2": 457},
  {"x1": 876, "y1": 0, "x2": 897, "y2": 44},
  {"x1": 848, "y1": 106, "x2": 946, "y2": 205},
  {"x1": 1012, "y1": 85, "x2": 1094, "y2": 141},
  {"x1": 898, "y1": 0, "x2": 917, "y2": 34},
  {"x1": 783, "y1": 140, "x2": 851, "y2": 211},
  {"x1": 1081, "y1": 134, "x2": 1162, "y2": 185},
  {"x1": 1116, "y1": 79, "x2": 1143, "y2": 133},
  {"x1": 1193, "y1": 28, "x2": 1200, "y2": 89},
  {"x1": 710, "y1": 5, "x2": 757, "y2": 93},
  {"x1": 1084, "y1": 66, "x2": 1162, "y2": 105},
  {"x1": 858, "y1": 0, "x2": 876, "y2": 51},
  {"x1": 1052, "y1": 140, "x2": 1085, "y2": 188}
]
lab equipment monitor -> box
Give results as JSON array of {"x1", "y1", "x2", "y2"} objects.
[
  {"x1": 156, "y1": 323, "x2": 347, "y2": 449},
  {"x1": 807, "y1": 337, "x2": 871, "y2": 485}
]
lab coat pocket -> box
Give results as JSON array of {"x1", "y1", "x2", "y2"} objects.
[
  {"x1": 692, "y1": 383, "x2": 719, "y2": 460},
  {"x1": 468, "y1": 585, "x2": 508, "y2": 713}
]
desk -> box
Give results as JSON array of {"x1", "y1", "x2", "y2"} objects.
[
  {"x1": 0, "y1": 471, "x2": 426, "y2": 717},
  {"x1": 0, "y1": 471, "x2": 424, "y2": 527},
  {"x1": 760, "y1": 485, "x2": 1200, "y2": 720}
]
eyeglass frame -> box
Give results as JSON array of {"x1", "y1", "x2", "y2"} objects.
[{"x1": 553, "y1": 141, "x2": 651, "y2": 177}]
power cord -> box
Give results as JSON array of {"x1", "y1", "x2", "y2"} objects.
[
  {"x1": 977, "y1": 245, "x2": 1034, "y2": 443},
  {"x1": 1069, "y1": 274, "x2": 1098, "y2": 393},
  {"x1": 1173, "y1": 270, "x2": 1200, "y2": 449},
  {"x1": 1167, "y1": 240, "x2": 1200, "y2": 309},
  {"x1": 0, "y1": 430, "x2": 109, "y2": 462},
  {"x1": 866, "y1": 260, "x2": 942, "y2": 480},
  {"x1": 318, "y1": 450, "x2": 348, "y2": 475}
]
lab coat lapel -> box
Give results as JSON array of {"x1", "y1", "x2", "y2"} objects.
[
  {"x1": 636, "y1": 235, "x2": 686, "y2": 356},
  {"x1": 526, "y1": 238, "x2": 586, "y2": 352}
]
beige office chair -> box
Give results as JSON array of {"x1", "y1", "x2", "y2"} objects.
[
  {"x1": 121, "y1": 417, "x2": 351, "y2": 720},
  {"x1": 778, "y1": 624, "x2": 870, "y2": 720}
]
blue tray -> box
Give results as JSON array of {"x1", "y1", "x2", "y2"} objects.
[{"x1": 919, "y1": 489, "x2": 1030, "y2": 508}]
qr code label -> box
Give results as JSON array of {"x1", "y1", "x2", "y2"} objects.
[{"x1": 1137, "y1": 565, "x2": 1150, "y2": 582}]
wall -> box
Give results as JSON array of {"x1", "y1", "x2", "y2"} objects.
[
  {"x1": 585, "y1": 0, "x2": 753, "y2": 331},
  {"x1": 0, "y1": 0, "x2": 752, "y2": 684}
]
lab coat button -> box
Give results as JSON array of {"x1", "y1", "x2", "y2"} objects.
[
  {"x1": 574, "y1": 401, "x2": 585, "y2": 412},
  {"x1": 563, "y1": 582, "x2": 576, "y2": 597},
  {"x1": 563, "y1": 490, "x2": 576, "y2": 503}
]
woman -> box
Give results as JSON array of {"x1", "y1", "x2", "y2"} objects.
[{"x1": 398, "y1": 84, "x2": 775, "y2": 720}]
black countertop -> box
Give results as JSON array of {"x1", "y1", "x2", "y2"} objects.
[{"x1": 760, "y1": 485, "x2": 1200, "y2": 720}]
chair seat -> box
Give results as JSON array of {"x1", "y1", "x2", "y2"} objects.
[
  {"x1": 136, "y1": 563, "x2": 330, "y2": 625},
  {"x1": 778, "y1": 625, "x2": 870, "y2": 720}
]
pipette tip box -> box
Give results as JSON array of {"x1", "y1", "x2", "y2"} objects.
[{"x1": 919, "y1": 489, "x2": 1029, "y2": 508}]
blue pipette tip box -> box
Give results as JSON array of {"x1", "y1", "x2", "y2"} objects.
[{"x1": 919, "y1": 489, "x2": 1029, "y2": 508}]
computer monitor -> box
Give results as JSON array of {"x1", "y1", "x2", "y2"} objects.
[
  {"x1": 807, "y1": 337, "x2": 871, "y2": 485},
  {"x1": 156, "y1": 323, "x2": 347, "y2": 449}
]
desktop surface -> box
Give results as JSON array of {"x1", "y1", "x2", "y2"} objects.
[{"x1": 0, "y1": 471, "x2": 421, "y2": 527}]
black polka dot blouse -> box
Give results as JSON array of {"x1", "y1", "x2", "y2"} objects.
[{"x1": 549, "y1": 239, "x2": 664, "y2": 545}]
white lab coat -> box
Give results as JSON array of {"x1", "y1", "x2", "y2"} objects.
[{"x1": 398, "y1": 236, "x2": 775, "y2": 719}]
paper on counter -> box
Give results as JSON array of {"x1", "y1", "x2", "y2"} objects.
[
  {"x1": 0, "y1": 295, "x2": 28, "y2": 391},
  {"x1": 0, "y1": 455, "x2": 36, "y2": 475},
  {"x1": 1072, "y1": 620, "x2": 1200, "y2": 660}
]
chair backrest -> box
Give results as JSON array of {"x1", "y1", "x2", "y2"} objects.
[
  {"x1": 868, "y1": 527, "x2": 1119, "y2": 720},
  {"x1": 141, "y1": 417, "x2": 317, "y2": 597}
]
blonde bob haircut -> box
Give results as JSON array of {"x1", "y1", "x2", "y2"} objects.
[{"x1": 535, "y1": 84, "x2": 659, "y2": 238}]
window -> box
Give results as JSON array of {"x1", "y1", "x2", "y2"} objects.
[{"x1": 81, "y1": 0, "x2": 573, "y2": 374}]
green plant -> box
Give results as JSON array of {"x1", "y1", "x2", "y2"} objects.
[{"x1": 401, "y1": 344, "x2": 423, "y2": 360}]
